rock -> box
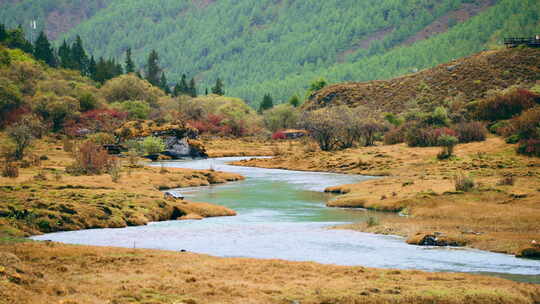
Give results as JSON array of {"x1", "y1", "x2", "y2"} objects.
[
  {"x1": 516, "y1": 242, "x2": 540, "y2": 259},
  {"x1": 407, "y1": 233, "x2": 464, "y2": 247}
]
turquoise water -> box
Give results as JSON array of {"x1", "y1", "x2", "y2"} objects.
[{"x1": 32, "y1": 157, "x2": 540, "y2": 281}]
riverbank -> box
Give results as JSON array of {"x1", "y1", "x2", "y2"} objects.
[
  {"x1": 1, "y1": 240, "x2": 539, "y2": 304},
  {"x1": 0, "y1": 138, "x2": 243, "y2": 239},
  {"x1": 230, "y1": 136, "x2": 540, "y2": 257}
]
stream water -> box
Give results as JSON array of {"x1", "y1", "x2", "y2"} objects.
[{"x1": 32, "y1": 157, "x2": 540, "y2": 283}]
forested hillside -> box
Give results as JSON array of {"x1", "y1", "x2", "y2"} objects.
[{"x1": 1, "y1": 0, "x2": 538, "y2": 106}]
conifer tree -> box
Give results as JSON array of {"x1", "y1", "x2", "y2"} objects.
[
  {"x1": 125, "y1": 47, "x2": 135, "y2": 73},
  {"x1": 211, "y1": 78, "x2": 224, "y2": 96},
  {"x1": 160, "y1": 72, "x2": 171, "y2": 94},
  {"x1": 188, "y1": 77, "x2": 197, "y2": 97},
  {"x1": 33, "y1": 31, "x2": 56, "y2": 67},
  {"x1": 6, "y1": 27, "x2": 33, "y2": 53},
  {"x1": 0, "y1": 24, "x2": 7, "y2": 42},
  {"x1": 145, "y1": 49, "x2": 161, "y2": 86},
  {"x1": 205, "y1": 88, "x2": 208, "y2": 95},
  {"x1": 88, "y1": 56, "x2": 97, "y2": 80},
  {"x1": 288, "y1": 95, "x2": 300, "y2": 107},
  {"x1": 259, "y1": 94, "x2": 274, "y2": 113},
  {"x1": 58, "y1": 40, "x2": 72, "y2": 69},
  {"x1": 71, "y1": 35, "x2": 89, "y2": 75}
]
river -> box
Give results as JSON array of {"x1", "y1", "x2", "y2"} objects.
[{"x1": 32, "y1": 157, "x2": 540, "y2": 283}]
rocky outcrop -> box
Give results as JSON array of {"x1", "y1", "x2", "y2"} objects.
[
  {"x1": 516, "y1": 242, "x2": 540, "y2": 259},
  {"x1": 406, "y1": 232, "x2": 466, "y2": 247}
]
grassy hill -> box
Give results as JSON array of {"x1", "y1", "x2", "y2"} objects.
[
  {"x1": 303, "y1": 47, "x2": 540, "y2": 114},
  {"x1": 0, "y1": 0, "x2": 539, "y2": 106}
]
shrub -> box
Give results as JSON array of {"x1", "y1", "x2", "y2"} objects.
[
  {"x1": 489, "y1": 120, "x2": 510, "y2": 135},
  {"x1": 66, "y1": 141, "x2": 113, "y2": 175},
  {"x1": 32, "y1": 94, "x2": 80, "y2": 132},
  {"x1": 272, "y1": 130, "x2": 286, "y2": 140},
  {"x1": 383, "y1": 127, "x2": 405, "y2": 145},
  {"x1": 517, "y1": 139, "x2": 540, "y2": 157},
  {"x1": 108, "y1": 158, "x2": 122, "y2": 183},
  {"x1": 78, "y1": 93, "x2": 99, "y2": 112},
  {"x1": 505, "y1": 107, "x2": 540, "y2": 140},
  {"x1": 471, "y1": 88, "x2": 540, "y2": 121},
  {"x1": 142, "y1": 136, "x2": 166, "y2": 156},
  {"x1": 1, "y1": 161, "x2": 18, "y2": 178},
  {"x1": 366, "y1": 216, "x2": 380, "y2": 227},
  {"x1": 6, "y1": 122, "x2": 33, "y2": 160},
  {"x1": 497, "y1": 175, "x2": 515, "y2": 186},
  {"x1": 110, "y1": 100, "x2": 151, "y2": 120},
  {"x1": 87, "y1": 132, "x2": 116, "y2": 146},
  {"x1": 63, "y1": 137, "x2": 74, "y2": 152},
  {"x1": 406, "y1": 126, "x2": 457, "y2": 147},
  {"x1": 263, "y1": 104, "x2": 299, "y2": 132},
  {"x1": 454, "y1": 121, "x2": 487, "y2": 143},
  {"x1": 437, "y1": 135, "x2": 459, "y2": 160},
  {"x1": 100, "y1": 74, "x2": 164, "y2": 106},
  {"x1": 454, "y1": 174, "x2": 475, "y2": 192}
]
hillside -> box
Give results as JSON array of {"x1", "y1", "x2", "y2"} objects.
[
  {"x1": 303, "y1": 47, "x2": 540, "y2": 113},
  {"x1": 1, "y1": 0, "x2": 538, "y2": 105}
]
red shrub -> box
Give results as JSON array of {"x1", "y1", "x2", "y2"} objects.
[
  {"x1": 454, "y1": 121, "x2": 487, "y2": 143},
  {"x1": 518, "y1": 139, "x2": 540, "y2": 157},
  {"x1": 272, "y1": 130, "x2": 286, "y2": 140},
  {"x1": 66, "y1": 141, "x2": 114, "y2": 175},
  {"x1": 472, "y1": 89, "x2": 540, "y2": 121}
]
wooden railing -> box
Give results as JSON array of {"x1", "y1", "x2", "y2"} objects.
[{"x1": 504, "y1": 37, "x2": 540, "y2": 48}]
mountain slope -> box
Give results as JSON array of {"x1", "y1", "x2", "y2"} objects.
[
  {"x1": 303, "y1": 48, "x2": 540, "y2": 114},
  {"x1": 1, "y1": 0, "x2": 539, "y2": 105}
]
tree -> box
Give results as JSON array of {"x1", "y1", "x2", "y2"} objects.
[
  {"x1": 142, "y1": 136, "x2": 166, "y2": 155},
  {"x1": 58, "y1": 40, "x2": 72, "y2": 69},
  {"x1": 173, "y1": 74, "x2": 188, "y2": 96},
  {"x1": 211, "y1": 78, "x2": 224, "y2": 95},
  {"x1": 263, "y1": 104, "x2": 299, "y2": 132},
  {"x1": 159, "y1": 72, "x2": 171, "y2": 94},
  {"x1": 125, "y1": 48, "x2": 135, "y2": 73},
  {"x1": 289, "y1": 95, "x2": 300, "y2": 107},
  {"x1": 88, "y1": 56, "x2": 97, "y2": 80},
  {"x1": 6, "y1": 122, "x2": 33, "y2": 160},
  {"x1": 33, "y1": 31, "x2": 56, "y2": 67},
  {"x1": 188, "y1": 77, "x2": 197, "y2": 97},
  {"x1": 306, "y1": 78, "x2": 327, "y2": 97},
  {"x1": 71, "y1": 35, "x2": 89, "y2": 75},
  {"x1": 5, "y1": 27, "x2": 33, "y2": 53},
  {"x1": 259, "y1": 93, "x2": 274, "y2": 113},
  {"x1": 0, "y1": 24, "x2": 7, "y2": 42},
  {"x1": 145, "y1": 49, "x2": 161, "y2": 87}
]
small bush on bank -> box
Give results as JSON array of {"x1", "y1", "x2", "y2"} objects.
[
  {"x1": 108, "y1": 158, "x2": 122, "y2": 183},
  {"x1": 383, "y1": 127, "x2": 405, "y2": 145},
  {"x1": 437, "y1": 135, "x2": 459, "y2": 160},
  {"x1": 1, "y1": 161, "x2": 18, "y2": 178},
  {"x1": 272, "y1": 130, "x2": 286, "y2": 140},
  {"x1": 406, "y1": 127, "x2": 456, "y2": 147},
  {"x1": 454, "y1": 173, "x2": 475, "y2": 192},
  {"x1": 497, "y1": 175, "x2": 515, "y2": 186},
  {"x1": 517, "y1": 139, "x2": 540, "y2": 157},
  {"x1": 454, "y1": 121, "x2": 487, "y2": 143},
  {"x1": 142, "y1": 136, "x2": 166, "y2": 156},
  {"x1": 66, "y1": 141, "x2": 113, "y2": 175}
]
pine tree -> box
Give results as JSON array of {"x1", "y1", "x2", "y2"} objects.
[
  {"x1": 6, "y1": 27, "x2": 33, "y2": 53},
  {"x1": 188, "y1": 77, "x2": 197, "y2": 97},
  {"x1": 145, "y1": 49, "x2": 161, "y2": 86},
  {"x1": 211, "y1": 78, "x2": 224, "y2": 96},
  {"x1": 125, "y1": 47, "x2": 135, "y2": 73},
  {"x1": 160, "y1": 72, "x2": 171, "y2": 94},
  {"x1": 71, "y1": 35, "x2": 89, "y2": 75},
  {"x1": 88, "y1": 56, "x2": 97, "y2": 80},
  {"x1": 0, "y1": 24, "x2": 7, "y2": 42},
  {"x1": 58, "y1": 40, "x2": 72, "y2": 69},
  {"x1": 205, "y1": 88, "x2": 209, "y2": 95},
  {"x1": 288, "y1": 95, "x2": 300, "y2": 107},
  {"x1": 259, "y1": 94, "x2": 274, "y2": 113},
  {"x1": 33, "y1": 31, "x2": 56, "y2": 67},
  {"x1": 115, "y1": 60, "x2": 124, "y2": 76}
]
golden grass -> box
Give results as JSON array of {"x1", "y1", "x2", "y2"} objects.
[
  {"x1": 0, "y1": 241, "x2": 538, "y2": 304},
  {"x1": 232, "y1": 137, "x2": 540, "y2": 255},
  {"x1": 0, "y1": 137, "x2": 243, "y2": 238},
  {"x1": 203, "y1": 137, "x2": 298, "y2": 157}
]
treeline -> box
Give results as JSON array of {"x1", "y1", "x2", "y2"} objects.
[{"x1": 0, "y1": 23, "x2": 226, "y2": 98}]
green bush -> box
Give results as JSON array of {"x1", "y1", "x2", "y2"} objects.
[
  {"x1": 111, "y1": 100, "x2": 151, "y2": 120},
  {"x1": 437, "y1": 135, "x2": 458, "y2": 160},
  {"x1": 142, "y1": 136, "x2": 166, "y2": 156},
  {"x1": 87, "y1": 132, "x2": 116, "y2": 145}
]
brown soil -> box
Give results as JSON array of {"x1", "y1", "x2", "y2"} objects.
[
  {"x1": 231, "y1": 137, "x2": 540, "y2": 255},
  {"x1": 305, "y1": 48, "x2": 540, "y2": 114},
  {"x1": 1, "y1": 241, "x2": 539, "y2": 304}
]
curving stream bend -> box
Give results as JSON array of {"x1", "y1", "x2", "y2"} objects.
[{"x1": 32, "y1": 157, "x2": 540, "y2": 283}]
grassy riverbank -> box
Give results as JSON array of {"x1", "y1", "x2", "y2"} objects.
[
  {"x1": 0, "y1": 137, "x2": 243, "y2": 239},
  {"x1": 231, "y1": 136, "x2": 540, "y2": 257},
  {"x1": 1, "y1": 240, "x2": 539, "y2": 304}
]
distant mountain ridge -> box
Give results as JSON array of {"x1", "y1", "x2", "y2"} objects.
[{"x1": 0, "y1": 0, "x2": 538, "y2": 106}]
